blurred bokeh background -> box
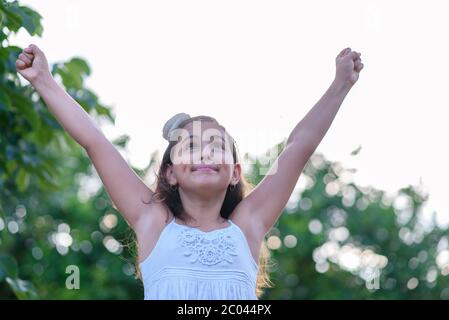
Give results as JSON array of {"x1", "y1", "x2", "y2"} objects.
[{"x1": 1, "y1": 0, "x2": 448, "y2": 299}]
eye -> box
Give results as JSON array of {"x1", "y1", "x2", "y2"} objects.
[{"x1": 209, "y1": 139, "x2": 225, "y2": 151}]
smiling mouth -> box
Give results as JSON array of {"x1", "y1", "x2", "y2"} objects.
[{"x1": 191, "y1": 165, "x2": 219, "y2": 172}]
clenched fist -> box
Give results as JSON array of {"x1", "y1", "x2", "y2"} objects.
[
  {"x1": 15, "y1": 44, "x2": 51, "y2": 85},
  {"x1": 335, "y1": 47, "x2": 364, "y2": 87}
]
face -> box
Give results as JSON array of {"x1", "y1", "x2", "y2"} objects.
[{"x1": 165, "y1": 120, "x2": 241, "y2": 193}]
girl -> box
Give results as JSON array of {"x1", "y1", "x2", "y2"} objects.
[{"x1": 15, "y1": 45, "x2": 363, "y2": 300}]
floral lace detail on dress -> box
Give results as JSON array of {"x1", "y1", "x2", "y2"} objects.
[{"x1": 177, "y1": 227, "x2": 238, "y2": 266}]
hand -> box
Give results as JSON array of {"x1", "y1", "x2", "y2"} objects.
[
  {"x1": 15, "y1": 44, "x2": 51, "y2": 85},
  {"x1": 334, "y1": 47, "x2": 364, "y2": 88}
]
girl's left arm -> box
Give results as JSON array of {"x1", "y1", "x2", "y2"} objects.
[{"x1": 240, "y1": 48, "x2": 364, "y2": 236}]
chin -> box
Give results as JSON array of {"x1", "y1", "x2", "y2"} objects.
[{"x1": 189, "y1": 178, "x2": 226, "y2": 190}]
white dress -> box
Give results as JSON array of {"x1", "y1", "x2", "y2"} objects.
[{"x1": 139, "y1": 217, "x2": 259, "y2": 300}]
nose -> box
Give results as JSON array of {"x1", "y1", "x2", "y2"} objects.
[
  {"x1": 200, "y1": 145, "x2": 222, "y2": 165},
  {"x1": 200, "y1": 148, "x2": 213, "y2": 163}
]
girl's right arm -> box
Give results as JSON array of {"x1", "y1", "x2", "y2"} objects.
[{"x1": 16, "y1": 44, "x2": 154, "y2": 229}]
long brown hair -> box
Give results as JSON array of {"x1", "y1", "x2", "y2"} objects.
[{"x1": 136, "y1": 115, "x2": 273, "y2": 298}]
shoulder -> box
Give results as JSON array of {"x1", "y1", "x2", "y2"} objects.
[{"x1": 133, "y1": 201, "x2": 176, "y2": 264}]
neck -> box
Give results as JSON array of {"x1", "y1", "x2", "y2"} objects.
[{"x1": 178, "y1": 188, "x2": 228, "y2": 226}]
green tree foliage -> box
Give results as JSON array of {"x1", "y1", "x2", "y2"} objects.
[
  {"x1": 2, "y1": 0, "x2": 448, "y2": 300},
  {"x1": 0, "y1": 0, "x2": 137, "y2": 299},
  {"x1": 248, "y1": 143, "x2": 449, "y2": 299}
]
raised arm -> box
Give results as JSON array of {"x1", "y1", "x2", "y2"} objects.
[
  {"x1": 240, "y1": 47, "x2": 364, "y2": 235},
  {"x1": 16, "y1": 44, "x2": 154, "y2": 229}
]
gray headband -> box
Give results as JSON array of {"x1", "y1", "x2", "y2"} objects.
[{"x1": 162, "y1": 113, "x2": 191, "y2": 142}]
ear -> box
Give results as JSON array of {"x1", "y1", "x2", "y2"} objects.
[
  {"x1": 230, "y1": 163, "x2": 241, "y2": 186},
  {"x1": 165, "y1": 164, "x2": 178, "y2": 185}
]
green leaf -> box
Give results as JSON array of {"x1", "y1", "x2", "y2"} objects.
[
  {"x1": 57, "y1": 66, "x2": 82, "y2": 90},
  {"x1": 69, "y1": 57, "x2": 91, "y2": 76},
  {"x1": 35, "y1": 169, "x2": 59, "y2": 190},
  {"x1": 3, "y1": 4, "x2": 42, "y2": 37},
  {"x1": 4, "y1": 46, "x2": 21, "y2": 73},
  {"x1": 112, "y1": 134, "x2": 130, "y2": 148},
  {"x1": 5, "y1": 277, "x2": 39, "y2": 300},
  {"x1": 0, "y1": 254, "x2": 19, "y2": 280},
  {"x1": 54, "y1": 58, "x2": 91, "y2": 91},
  {"x1": 96, "y1": 104, "x2": 115, "y2": 123},
  {"x1": 350, "y1": 145, "x2": 362, "y2": 156},
  {"x1": 41, "y1": 159, "x2": 61, "y2": 177},
  {"x1": 16, "y1": 167, "x2": 30, "y2": 192},
  {"x1": 15, "y1": 6, "x2": 43, "y2": 36},
  {"x1": 3, "y1": 4, "x2": 22, "y2": 33}
]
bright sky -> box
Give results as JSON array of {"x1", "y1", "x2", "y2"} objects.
[{"x1": 11, "y1": 0, "x2": 449, "y2": 226}]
